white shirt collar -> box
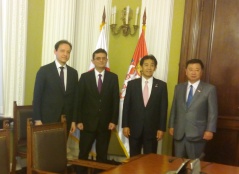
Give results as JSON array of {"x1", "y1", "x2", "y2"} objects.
[
  {"x1": 188, "y1": 80, "x2": 200, "y2": 89},
  {"x1": 142, "y1": 76, "x2": 153, "y2": 84},
  {"x1": 55, "y1": 60, "x2": 66, "y2": 69},
  {"x1": 94, "y1": 69, "x2": 105, "y2": 77}
]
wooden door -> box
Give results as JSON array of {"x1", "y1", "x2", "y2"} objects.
[{"x1": 179, "y1": 0, "x2": 239, "y2": 166}]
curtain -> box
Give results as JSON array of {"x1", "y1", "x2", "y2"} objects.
[
  {"x1": 1, "y1": 0, "x2": 28, "y2": 117},
  {"x1": 0, "y1": 1, "x2": 3, "y2": 115},
  {"x1": 42, "y1": 0, "x2": 112, "y2": 75},
  {"x1": 141, "y1": 0, "x2": 174, "y2": 82},
  {"x1": 73, "y1": 0, "x2": 112, "y2": 74}
]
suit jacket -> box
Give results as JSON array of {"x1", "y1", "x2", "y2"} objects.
[
  {"x1": 122, "y1": 78, "x2": 168, "y2": 139},
  {"x1": 75, "y1": 70, "x2": 119, "y2": 131},
  {"x1": 169, "y1": 81, "x2": 218, "y2": 141},
  {"x1": 33, "y1": 62, "x2": 78, "y2": 125}
]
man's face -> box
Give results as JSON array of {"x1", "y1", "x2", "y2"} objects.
[
  {"x1": 92, "y1": 53, "x2": 108, "y2": 70},
  {"x1": 54, "y1": 43, "x2": 71, "y2": 65},
  {"x1": 185, "y1": 63, "x2": 203, "y2": 83},
  {"x1": 140, "y1": 59, "x2": 156, "y2": 79}
]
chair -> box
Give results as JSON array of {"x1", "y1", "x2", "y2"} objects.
[
  {"x1": 12, "y1": 101, "x2": 33, "y2": 173},
  {"x1": 27, "y1": 116, "x2": 117, "y2": 174},
  {"x1": 0, "y1": 120, "x2": 11, "y2": 174}
]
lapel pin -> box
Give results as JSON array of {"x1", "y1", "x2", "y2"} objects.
[
  {"x1": 155, "y1": 84, "x2": 158, "y2": 87},
  {"x1": 197, "y1": 90, "x2": 201, "y2": 92}
]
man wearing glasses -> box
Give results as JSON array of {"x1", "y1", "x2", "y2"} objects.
[{"x1": 74, "y1": 48, "x2": 119, "y2": 174}]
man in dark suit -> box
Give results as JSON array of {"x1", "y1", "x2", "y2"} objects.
[
  {"x1": 169, "y1": 58, "x2": 218, "y2": 159},
  {"x1": 75, "y1": 48, "x2": 119, "y2": 171},
  {"x1": 122, "y1": 55, "x2": 168, "y2": 157},
  {"x1": 33, "y1": 40, "x2": 78, "y2": 133}
]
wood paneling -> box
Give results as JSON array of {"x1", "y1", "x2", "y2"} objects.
[{"x1": 179, "y1": 0, "x2": 239, "y2": 165}]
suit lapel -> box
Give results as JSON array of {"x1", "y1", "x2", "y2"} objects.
[
  {"x1": 101, "y1": 71, "x2": 109, "y2": 95},
  {"x1": 138, "y1": 78, "x2": 146, "y2": 107},
  {"x1": 89, "y1": 70, "x2": 99, "y2": 96},
  {"x1": 187, "y1": 82, "x2": 203, "y2": 108},
  {"x1": 183, "y1": 83, "x2": 188, "y2": 109},
  {"x1": 65, "y1": 66, "x2": 72, "y2": 93},
  {"x1": 66, "y1": 67, "x2": 69, "y2": 92},
  {"x1": 146, "y1": 78, "x2": 157, "y2": 107}
]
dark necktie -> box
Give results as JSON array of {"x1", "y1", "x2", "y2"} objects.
[
  {"x1": 186, "y1": 85, "x2": 193, "y2": 107},
  {"x1": 98, "y1": 74, "x2": 102, "y2": 93},
  {"x1": 60, "y1": 67, "x2": 65, "y2": 91}
]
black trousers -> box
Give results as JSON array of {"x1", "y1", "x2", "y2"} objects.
[
  {"x1": 77, "y1": 129, "x2": 111, "y2": 174},
  {"x1": 129, "y1": 131, "x2": 158, "y2": 157}
]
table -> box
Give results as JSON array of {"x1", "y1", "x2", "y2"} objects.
[{"x1": 101, "y1": 154, "x2": 239, "y2": 174}]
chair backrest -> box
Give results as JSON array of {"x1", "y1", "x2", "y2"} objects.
[
  {"x1": 0, "y1": 129, "x2": 10, "y2": 174},
  {"x1": 27, "y1": 116, "x2": 67, "y2": 173},
  {"x1": 13, "y1": 101, "x2": 33, "y2": 143}
]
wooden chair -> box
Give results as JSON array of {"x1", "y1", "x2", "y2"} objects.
[
  {"x1": 12, "y1": 101, "x2": 33, "y2": 173},
  {"x1": 0, "y1": 120, "x2": 11, "y2": 174},
  {"x1": 27, "y1": 116, "x2": 117, "y2": 174}
]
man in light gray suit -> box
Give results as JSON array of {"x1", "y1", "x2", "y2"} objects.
[{"x1": 169, "y1": 59, "x2": 218, "y2": 159}]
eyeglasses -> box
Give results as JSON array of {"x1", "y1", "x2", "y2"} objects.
[{"x1": 94, "y1": 57, "x2": 107, "y2": 61}]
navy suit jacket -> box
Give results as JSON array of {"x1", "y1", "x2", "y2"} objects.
[
  {"x1": 122, "y1": 78, "x2": 168, "y2": 139},
  {"x1": 75, "y1": 70, "x2": 119, "y2": 131},
  {"x1": 33, "y1": 62, "x2": 78, "y2": 125}
]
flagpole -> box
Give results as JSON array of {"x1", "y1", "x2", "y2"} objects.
[
  {"x1": 142, "y1": 8, "x2": 146, "y2": 31},
  {"x1": 100, "y1": 6, "x2": 106, "y2": 31}
]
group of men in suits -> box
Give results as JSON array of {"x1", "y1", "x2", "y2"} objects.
[
  {"x1": 32, "y1": 40, "x2": 218, "y2": 173},
  {"x1": 122, "y1": 56, "x2": 217, "y2": 160}
]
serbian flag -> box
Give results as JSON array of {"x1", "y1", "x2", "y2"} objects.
[{"x1": 117, "y1": 25, "x2": 148, "y2": 157}]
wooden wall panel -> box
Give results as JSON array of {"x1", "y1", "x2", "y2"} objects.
[{"x1": 179, "y1": 0, "x2": 239, "y2": 165}]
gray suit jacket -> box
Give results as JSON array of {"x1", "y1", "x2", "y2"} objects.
[{"x1": 169, "y1": 81, "x2": 218, "y2": 141}]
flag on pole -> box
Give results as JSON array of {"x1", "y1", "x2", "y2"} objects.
[
  {"x1": 117, "y1": 18, "x2": 148, "y2": 157},
  {"x1": 89, "y1": 7, "x2": 110, "y2": 71}
]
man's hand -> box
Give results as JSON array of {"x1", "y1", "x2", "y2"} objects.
[
  {"x1": 123, "y1": 127, "x2": 130, "y2": 138},
  {"x1": 108, "y1": 123, "x2": 116, "y2": 130},
  {"x1": 156, "y1": 130, "x2": 164, "y2": 141},
  {"x1": 77, "y1": 123, "x2": 84, "y2": 130},
  {"x1": 203, "y1": 131, "x2": 213, "y2": 140},
  {"x1": 35, "y1": 120, "x2": 43, "y2": 126},
  {"x1": 169, "y1": 128, "x2": 174, "y2": 136},
  {"x1": 70, "y1": 122, "x2": 76, "y2": 133}
]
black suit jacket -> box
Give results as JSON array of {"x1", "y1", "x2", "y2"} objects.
[
  {"x1": 33, "y1": 62, "x2": 78, "y2": 125},
  {"x1": 122, "y1": 78, "x2": 168, "y2": 139},
  {"x1": 75, "y1": 70, "x2": 119, "y2": 131}
]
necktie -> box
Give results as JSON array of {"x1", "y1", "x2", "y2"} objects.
[
  {"x1": 60, "y1": 67, "x2": 65, "y2": 91},
  {"x1": 98, "y1": 74, "x2": 102, "y2": 93},
  {"x1": 186, "y1": 85, "x2": 193, "y2": 107},
  {"x1": 143, "y1": 81, "x2": 149, "y2": 106}
]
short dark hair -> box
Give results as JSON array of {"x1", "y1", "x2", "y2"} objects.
[
  {"x1": 186, "y1": 59, "x2": 204, "y2": 69},
  {"x1": 55, "y1": 40, "x2": 72, "y2": 51},
  {"x1": 92, "y1": 48, "x2": 107, "y2": 59},
  {"x1": 140, "y1": 54, "x2": 158, "y2": 66}
]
